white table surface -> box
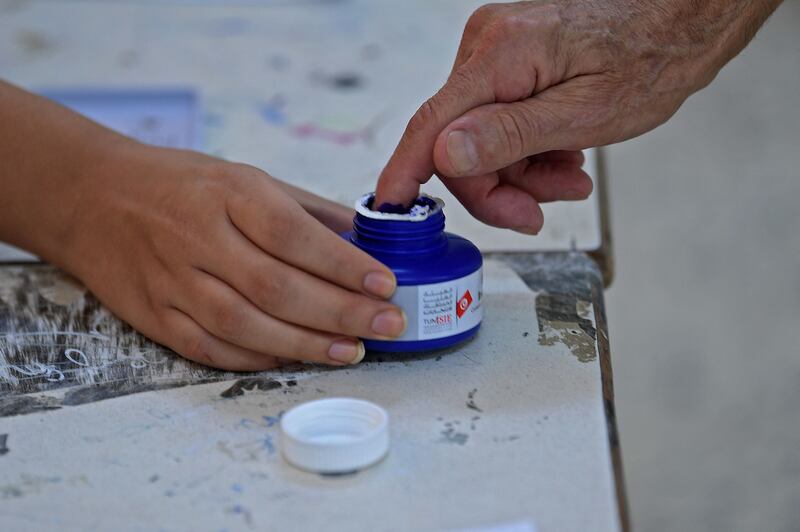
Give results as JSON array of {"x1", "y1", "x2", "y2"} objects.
[
  {"x1": 0, "y1": 2, "x2": 621, "y2": 531},
  {"x1": 0, "y1": 258, "x2": 620, "y2": 532}
]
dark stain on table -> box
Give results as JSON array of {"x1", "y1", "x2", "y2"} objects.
[
  {"x1": 329, "y1": 72, "x2": 363, "y2": 90},
  {"x1": 466, "y1": 388, "x2": 483, "y2": 413},
  {"x1": 0, "y1": 252, "x2": 628, "y2": 530},
  {"x1": 0, "y1": 266, "x2": 295, "y2": 417},
  {"x1": 220, "y1": 377, "x2": 282, "y2": 398},
  {"x1": 439, "y1": 426, "x2": 469, "y2": 445},
  {"x1": 535, "y1": 292, "x2": 597, "y2": 362}
]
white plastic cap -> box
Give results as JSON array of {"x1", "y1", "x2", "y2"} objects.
[{"x1": 279, "y1": 398, "x2": 389, "y2": 474}]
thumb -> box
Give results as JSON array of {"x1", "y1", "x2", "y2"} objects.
[
  {"x1": 374, "y1": 65, "x2": 494, "y2": 208},
  {"x1": 432, "y1": 76, "x2": 609, "y2": 178}
]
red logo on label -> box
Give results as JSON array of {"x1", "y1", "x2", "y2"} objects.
[{"x1": 456, "y1": 290, "x2": 473, "y2": 318}]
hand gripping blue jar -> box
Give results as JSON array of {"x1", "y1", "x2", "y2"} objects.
[{"x1": 344, "y1": 193, "x2": 483, "y2": 352}]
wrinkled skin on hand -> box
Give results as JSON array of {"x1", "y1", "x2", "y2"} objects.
[{"x1": 375, "y1": 0, "x2": 780, "y2": 232}]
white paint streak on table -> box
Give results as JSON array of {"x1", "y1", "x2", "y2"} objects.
[{"x1": 0, "y1": 257, "x2": 621, "y2": 531}]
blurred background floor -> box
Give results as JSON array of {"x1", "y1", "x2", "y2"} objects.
[{"x1": 605, "y1": 2, "x2": 800, "y2": 531}]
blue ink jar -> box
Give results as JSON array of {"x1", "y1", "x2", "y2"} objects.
[{"x1": 344, "y1": 193, "x2": 483, "y2": 352}]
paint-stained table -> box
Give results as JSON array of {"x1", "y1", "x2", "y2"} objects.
[
  {"x1": 0, "y1": 1, "x2": 625, "y2": 530},
  {"x1": 0, "y1": 253, "x2": 625, "y2": 532},
  {"x1": 0, "y1": 0, "x2": 612, "y2": 272}
]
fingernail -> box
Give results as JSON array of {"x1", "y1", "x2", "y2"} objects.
[
  {"x1": 447, "y1": 130, "x2": 478, "y2": 174},
  {"x1": 512, "y1": 225, "x2": 540, "y2": 235},
  {"x1": 560, "y1": 188, "x2": 582, "y2": 200},
  {"x1": 371, "y1": 309, "x2": 407, "y2": 338},
  {"x1": 363, "y1": 271, "x2": 396, "y2": 298},
  {"x1": 328, "y1": 339, "x2": 365, "y2": 364}
]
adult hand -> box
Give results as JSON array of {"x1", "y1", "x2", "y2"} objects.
[
  {"x1": 64, "y1": 145, "x2": 405, "y2": 370},
  {"x1": 375, "y1": 0, "x2": 781, "y2": 232}
]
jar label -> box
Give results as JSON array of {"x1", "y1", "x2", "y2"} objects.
[{"x1": 391, "y1": 268, "x2": 483, "y2": 342}]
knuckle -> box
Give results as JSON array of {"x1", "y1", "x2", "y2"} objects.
[
  {"x1": 492, "y1": 13, "x2": 523, "y2": 35},
  {"x1": 448, "y1": 67, "x2": 477, "y2": 94},
  {"x1": 495, "y1": 110, "x2": 530, "y2": 159},
  {"x1": 335, "y1": 310, "x2": 351, "y2": 334},
  {"x1": 254, "y1": 270, "x2": 289, "y2": 311},
  {"x1": 230, "y1": 162, "x2": 263, "y2": 178},
  {"x1": 262, "y1": 208, "x2": 300, "y2": 249},
  {"x1": 335, "y1": 297, "x2": 363, "y2": 333},
  {"x1": 407, "y1": 98, "x2": 442, "y2": 136},
  {"x1": 408, "y1": 68, "x2": 480, "y2": 136},
  {"x1": 407, "y1": 77, "x2": 473, "y2": 136},
  {"x1": 328, "y1": 249, "x2": 359, "y2": 282},
  {"x1": 227, "y1": 163, "x2": 273, "y2": 191},
  {"x1": 203, "y1": 161, "x2": 236, "y2": 186},
  {"x1": 279, "y1": 333, "x2": 308, "y2": 360},
  {"x1": 213, "y1": 303, "x2": 247, "y2": 339},
  {"x1": 469, "y1": 3, "x2": 499, "y2": 28},
  {"x1": 183, "y1": 334, "x2": 218, "y2": 367},
  {"x1": 482, "y1": 13, "x2": 523, "y2": 44}
]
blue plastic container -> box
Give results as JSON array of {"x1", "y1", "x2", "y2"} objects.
[{"x1": 344, "y1": 193, "x2": 483, "y2": 352}]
